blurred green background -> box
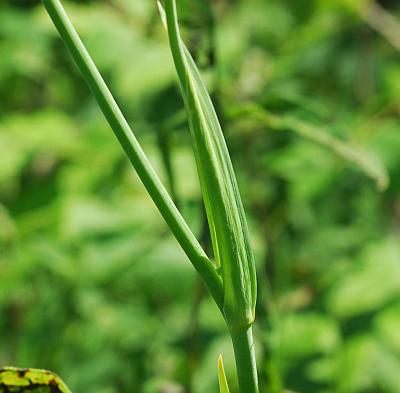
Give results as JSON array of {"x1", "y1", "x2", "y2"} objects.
[{"x1": 1, "y1": 0, "x2": 400, "y2": 392}]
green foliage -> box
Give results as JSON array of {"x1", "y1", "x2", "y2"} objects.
[
  {"x1": 230, "y1": 104, "x2": 389, "y2": 191},
  {"x1": 1, "y1": 0, "x2": 400, "y2": 392},
  {"x1": 0, "y1": 367, "x2": 71, "y2": 393}
]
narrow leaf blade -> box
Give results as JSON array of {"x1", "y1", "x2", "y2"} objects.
[
  {"x1": 218, "y1": 355, "x2": 231, "y2": 393},
  {"x1": 232, "y1": 104, "x2": 389, "y2": 191}
]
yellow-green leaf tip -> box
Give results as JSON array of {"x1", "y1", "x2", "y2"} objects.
[{"x1": 218, "y1": 355, "x2": 230, "y2": 393}]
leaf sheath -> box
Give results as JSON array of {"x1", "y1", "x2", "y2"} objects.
[{"x1": 163, "y1": 0, "x2": 257, "y2": 330}]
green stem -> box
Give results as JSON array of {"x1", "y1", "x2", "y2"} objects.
[
  {"x1": 230, "y1": 325, "x2": 259, "y2": 393},
  {"x1": 41, "y1": 0, "x2": 223, "y2": 310}
]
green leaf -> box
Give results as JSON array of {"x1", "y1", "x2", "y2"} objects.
[
  {"x1": 218, "y1": 355, "x2": 231, "y2": 393},
  {"x1": 0, "y1": 367, "x2": 72, "y2": 393},
  {"x1": 161, "y1": 0, "x2": 257, "y2": 329}
]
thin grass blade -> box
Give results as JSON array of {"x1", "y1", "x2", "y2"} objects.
[
  {"x1": 232, "y1": 104, "x2": 389, "y2": 191},
  {"x1": 218, "y1": 355, "x2": 231, "y2": 393}
]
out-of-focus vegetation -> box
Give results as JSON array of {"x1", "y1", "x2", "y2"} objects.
[{"x1": 1, "y1": 0, "x2": 400, "y2": 392}]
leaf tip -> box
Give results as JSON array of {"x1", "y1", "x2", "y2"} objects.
[
  {"x1": 217, "y1": 354, "x2": 230, "y2": 393},
  {"x1": 157, "y1": 1, "x2": 167, "y2": 30}
]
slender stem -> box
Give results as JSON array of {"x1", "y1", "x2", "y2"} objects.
[
  {"x1": 41, "y1": 0, "x2": 223, "y2": 310},
  {"x1": 230, "y1": 325, "x2": 259, "y2": 393}
]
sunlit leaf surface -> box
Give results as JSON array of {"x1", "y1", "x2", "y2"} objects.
[{"x1": 0, "y1": 368, "x2": 71, "y2": 393}]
